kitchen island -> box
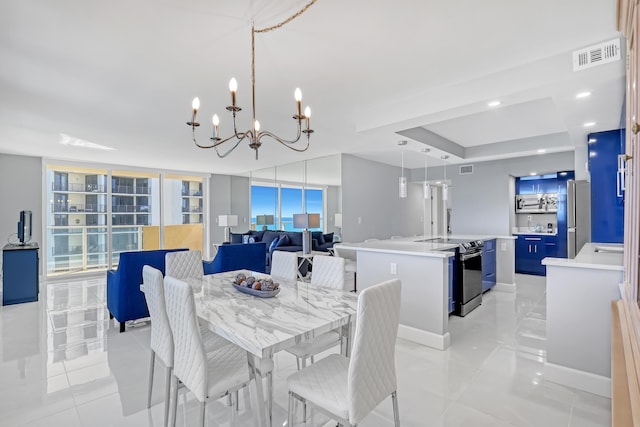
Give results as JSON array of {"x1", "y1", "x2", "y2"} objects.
[
  {"x1": 337, "y1": 234, "x2": 515, "y2": 350},
  {"x1": 542, "y1": 243, "x2": 623, "y2": 397}
]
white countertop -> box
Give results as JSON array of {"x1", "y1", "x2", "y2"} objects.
[
  {"x1": 513, "y1": 231, "x2": 558, "y2": 237},
  {"x1": 337, "y1": 234, "x2": 503, "y2": 257},
  {"x1": 542, "y1": 242, "x2": 624, "y2": 271}
]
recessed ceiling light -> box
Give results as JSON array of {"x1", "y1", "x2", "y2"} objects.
[
  {"x1": 488, "y1": 100, "x2": 501, "y2": 107},
  {"x1": 537, "y1": 149, "x2": 546, "y2": 154},
  {"x1": 583, "y1": 122, "x2": 596, "y2": 127},
  {"x1": 576, "y1": 91, "x2": 591, "y2": 99},
  {"x1": 530, "y1": 172, "x2": 537, "y2": 176}
]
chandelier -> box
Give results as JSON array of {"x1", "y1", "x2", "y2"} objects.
[{"x1": 186, "y1": 1, "x2": 317, "y2": 160}]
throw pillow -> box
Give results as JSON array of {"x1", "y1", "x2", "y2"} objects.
[
  {"x1": 323, "y1": 232, "x2": 334, "y2": 243},
  {"x1": 311, "y1": 231, "x2": 325, "y2": 245},
  {"x1": 287, "y1": 232, "x2": 303, "y2": 247},
  {"x1": 268, "y1": 236, "x2": 280, "y2": 253},
  {"x1": 275, "y1": 234, "x2": 290, "y2": 248},
  {"x1": 242, "y1": 235, "x2": 250, "y2": 244}
]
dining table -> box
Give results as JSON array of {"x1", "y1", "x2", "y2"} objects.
[{"x1": 184, "y1": 269, "x2": 359, "y2": 427}]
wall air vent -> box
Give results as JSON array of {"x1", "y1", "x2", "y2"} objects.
[
  {"x1": 572, "y1": 38, "x2": 621, "y2": 72},
  {"x1": 459, "y1": 165, "x2": 473, "y2": 175}
]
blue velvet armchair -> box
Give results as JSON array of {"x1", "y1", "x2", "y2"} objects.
[
  {"x1": 107, "y1": 248, "x2": 187, "y2": 332},
  {"x1": 203, "y1": 242, "x2": 267, "y2": 274}
]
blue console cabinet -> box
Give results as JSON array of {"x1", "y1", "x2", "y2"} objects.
[
  {"x1": 588, "y1": 129, "x2": 625, "y2": 243},
  {"x1": 2, "y1": 243, "x2": 39, "y2": 305},
  {"x1": 482, "y1": 239, "x2": 497, "y2": 291}
]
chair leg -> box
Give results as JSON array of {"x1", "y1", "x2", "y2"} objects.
[
  {"x1": 147, "y1": 350, "x2": 155, "y2": 408},
  {"x1": 296, "y1": 357, "x2": 300, "y2": 371},
  {"x1": 234, "y1": 390, "x2": 239, "y2": 411},
  {"x1": 391, "y1": 390, "x2": 400, "y2": 427},
  {"x1": 163, "y1": 367, "x2": 171, "y2": 427},
  {"x1": 119, "y1": 322, "x2": 125, "y2": 333},
  {"x1": 169, "y1": 374, "x2": 178, "y2": 427},
  {"x1": 199, "y1": 400, "x2": 206, "y2": 427},
  {"x1": 267, "y1": 371, "x2": 273, "y2": 424},
  {"x1": 310, "y1": 355, "x2": 315, "y2": 364},
  {"x1": 287, "y1": 391, "x2": 295, "y2": 427}
]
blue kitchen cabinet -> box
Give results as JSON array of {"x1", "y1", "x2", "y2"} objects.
[
  {"x1": 3, "y1": 243, "x2": 39, "y2": 305},
  {"x1": 482, "y1": 239, "x2": 497, "y2": 292},
  {"x1": 515, "y1": 234, "x2": 553, "y2": 276},
  {"x1": 588, "y1": 129, "x2": 624, "y2": 243}
]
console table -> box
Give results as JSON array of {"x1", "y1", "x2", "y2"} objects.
[{"x1": 2, "y1": 243, "x2": 39, "y2": 305}]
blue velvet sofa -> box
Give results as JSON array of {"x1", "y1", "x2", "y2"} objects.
[
  {"x1": 229, "y1": 230, "x2": 334, "y2": 273},
  {"x1": 107, "y1": 248, "x2": 187, "y2": 332},
  {"x1": 203, "y1": 242, "x2": 267, "y2": 274}
]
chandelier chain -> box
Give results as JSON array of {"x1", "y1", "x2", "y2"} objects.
[{"x1": 254, "y1": 0, "x2": 319, "y2": 34}]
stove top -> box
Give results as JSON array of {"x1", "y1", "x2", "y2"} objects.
[{"x1": 418, "y1": 237, "x2": 484, "y2": 253}]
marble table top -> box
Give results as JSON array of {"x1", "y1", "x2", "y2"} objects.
[{"x1": 186, "y1": 270, "x2": 358, "y2": 359}]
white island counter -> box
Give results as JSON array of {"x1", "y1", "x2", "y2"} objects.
[
  {"x1": 337, "y1": 234, "x2": 515, "y2": 350},
  {"x1": 542, "y1": 242, "x2": 623, "y2": 397}
]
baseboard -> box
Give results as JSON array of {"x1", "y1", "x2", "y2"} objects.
[
  {"x1": 544, "y1": 362, "x2": 611, "y2": 398},
  {"x1": 493, "y1": 282, "x2": 516, "y2": 293},
  {"x1": 398, "y1": 324, "x2": 450, "y2": 350}
]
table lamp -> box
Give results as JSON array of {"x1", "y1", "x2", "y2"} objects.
[
  {"x1": 293, "y1": 213, "x2": 320, "y2": 255},
  {"x1": 219, "y1": 214, "x2": 238, "y2": 242}
]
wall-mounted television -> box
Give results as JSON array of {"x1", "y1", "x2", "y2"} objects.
[{"x1": 17, "y1": 210, "x2": 32, "y2": 245}]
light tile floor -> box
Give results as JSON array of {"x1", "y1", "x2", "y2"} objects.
[{"x1": 0, "y1": 274, "x2": 610, "y2": 426}]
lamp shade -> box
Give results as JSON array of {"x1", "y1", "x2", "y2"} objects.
[
  {"x1": 334, "y1": 213, "x2": 343, "y2": 228},
  {"x1": 293, "y1": 213, "x2": 320, "y2": 229},
  {"x1": 218, "y1": 214, "x2": 238, "y2": 227},
  {"x1": 256, "y1": 214, "x2": 274, "y2": 225}
]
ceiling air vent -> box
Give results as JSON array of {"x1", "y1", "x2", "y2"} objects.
[
  {"x1": 573, "y1": 38, "x2": 621, "y2": 72},
  {"x1": 459, "y1": 165, "x2": 473, "y2": 175}
]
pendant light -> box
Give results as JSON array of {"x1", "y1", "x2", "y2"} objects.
[
  {"x1": 398, "y1": 140, "x2": 408, "y2": 198},
  {"x1": 422, "y1": 148, "x2": 431, "y2": 199},
  {"x1": 441, "y1": 155, "x2": 449, "y2": 201}
]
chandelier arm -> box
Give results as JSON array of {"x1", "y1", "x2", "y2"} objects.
[
  {"x1": 257, "y1": 126, "x2": 303, "y2": 146},
  {"x1": 258, "y1": 131, "x2": 310, "y2": 152},
  {"x1": 213, "y1": 139, "x2": 244, "y2": 158},
  {"x1": 254, "y1": 0, "x2": 319, "y2": 33}
]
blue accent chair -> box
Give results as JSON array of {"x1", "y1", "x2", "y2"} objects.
[
  {"x1": 203, "y1": 242, "x2": 267, "y2": 275},
  {"x1": 107, "y1": 248, "x2": 187, "y2": 332}
]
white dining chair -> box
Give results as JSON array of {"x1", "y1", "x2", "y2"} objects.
[
  {"x1": 270, "y1": 250, "x2": 298, "y2": 282},
  {"x1": 164, "y1": 276, "x2": 261, "y2": 427},
  {"x1": 165, "y1": 250, "x2": 204, "y2": 279},
  {"x1": 144, "y1": 266, "x2": 240, "y2": 426},
  {"x1": 333, "y1": 245, "x2": 357, "y2": 292},
  {"x1": 287, "y1": 278, "x2": 402, "y2": 427},
  {"x1": 142, "y1": 266, "x2": 174, "y2": 427},
  {"x1": 286, "y1": 255, "x2": 345, "y2": 370}
]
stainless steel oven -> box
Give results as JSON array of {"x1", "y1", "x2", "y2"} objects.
[{"x1": 427, "y1": 238, "x2": 484, "y2": 316}]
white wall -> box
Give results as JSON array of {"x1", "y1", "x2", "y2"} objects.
[
  {"x1": 341, "y1": 154, "x2": 418, "y2": 242},
  {"x1": 0, "y1": 153, "x2": 43, "y2": 273},
  {"x1": 231, "y1": 176, "x2": 250, "y2": 232}
]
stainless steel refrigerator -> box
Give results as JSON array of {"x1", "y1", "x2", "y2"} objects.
[{"x1": 566, "y1": 180, "x2": 591, "y2": 258}]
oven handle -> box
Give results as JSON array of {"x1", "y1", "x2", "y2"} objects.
[{"x1": 460, "y1": 251, "x2": 482, "y2": 261}]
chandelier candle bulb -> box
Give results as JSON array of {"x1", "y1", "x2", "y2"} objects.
[
  {"x1": 189, "y1": 97, "x2": 200, "y2": 126},
  {"x1": 295, "y1": 88, "x2": 302, "y2": 118},
  {"x1": 254, "y1": 120, "x2": 260, "y2": 133},
  {"x1": 212, "y1": 114, "x2": 220, "y2": 139},
  {"x1": 304, "y1": 106, "x2": 311, "y2": 129},
  {"x1": 229, "y1": 78, "x2": 238, "y2": 107}
]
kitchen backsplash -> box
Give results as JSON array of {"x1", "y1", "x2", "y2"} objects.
[{"x1": 515, "y1": 213, "x2": 557, "y2": 232}]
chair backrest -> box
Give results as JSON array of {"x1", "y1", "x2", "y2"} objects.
[
  {"x1": 142, "y1": 265, "x2": 173, "y2": 367},
  {"x1": 163, "y1": 276, "x2": 208, "y2": 402},
  {"x1": 166, "y1": 250, "x2": 204, "y2": 279},
  {"x1": 310, "y1": 255, "x2": 345, "y2": 290},
  {"x1": 270, "y1": 251, "x2": 298, "y2": 282},
  {"x1": 203, "y1": 242, "x2": 267, "y2": 275},
  {"x1": 347, "y1": 279, "x2": 401, "y2": 424},
  {"x1": 333, "y1": 245, "x2": 357, "y2": 263}
]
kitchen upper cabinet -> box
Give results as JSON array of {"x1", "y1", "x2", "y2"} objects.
[
  {"x1": 515, "y1": 234, "x2": 556, "y2": 276},
  {"x1": 588, "y1": 129, "x2": 624, "y2": 243},
  {"x1": 482, "y1": 239, "x2": 496, "y2": 292}
]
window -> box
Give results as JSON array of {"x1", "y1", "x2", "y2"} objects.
[
  {"x1": 251, "y1": 182, "x2": 324, "y2": 231},
  {"x1": 45, "y1": 164, "x2": 208, "y2": 276}
]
